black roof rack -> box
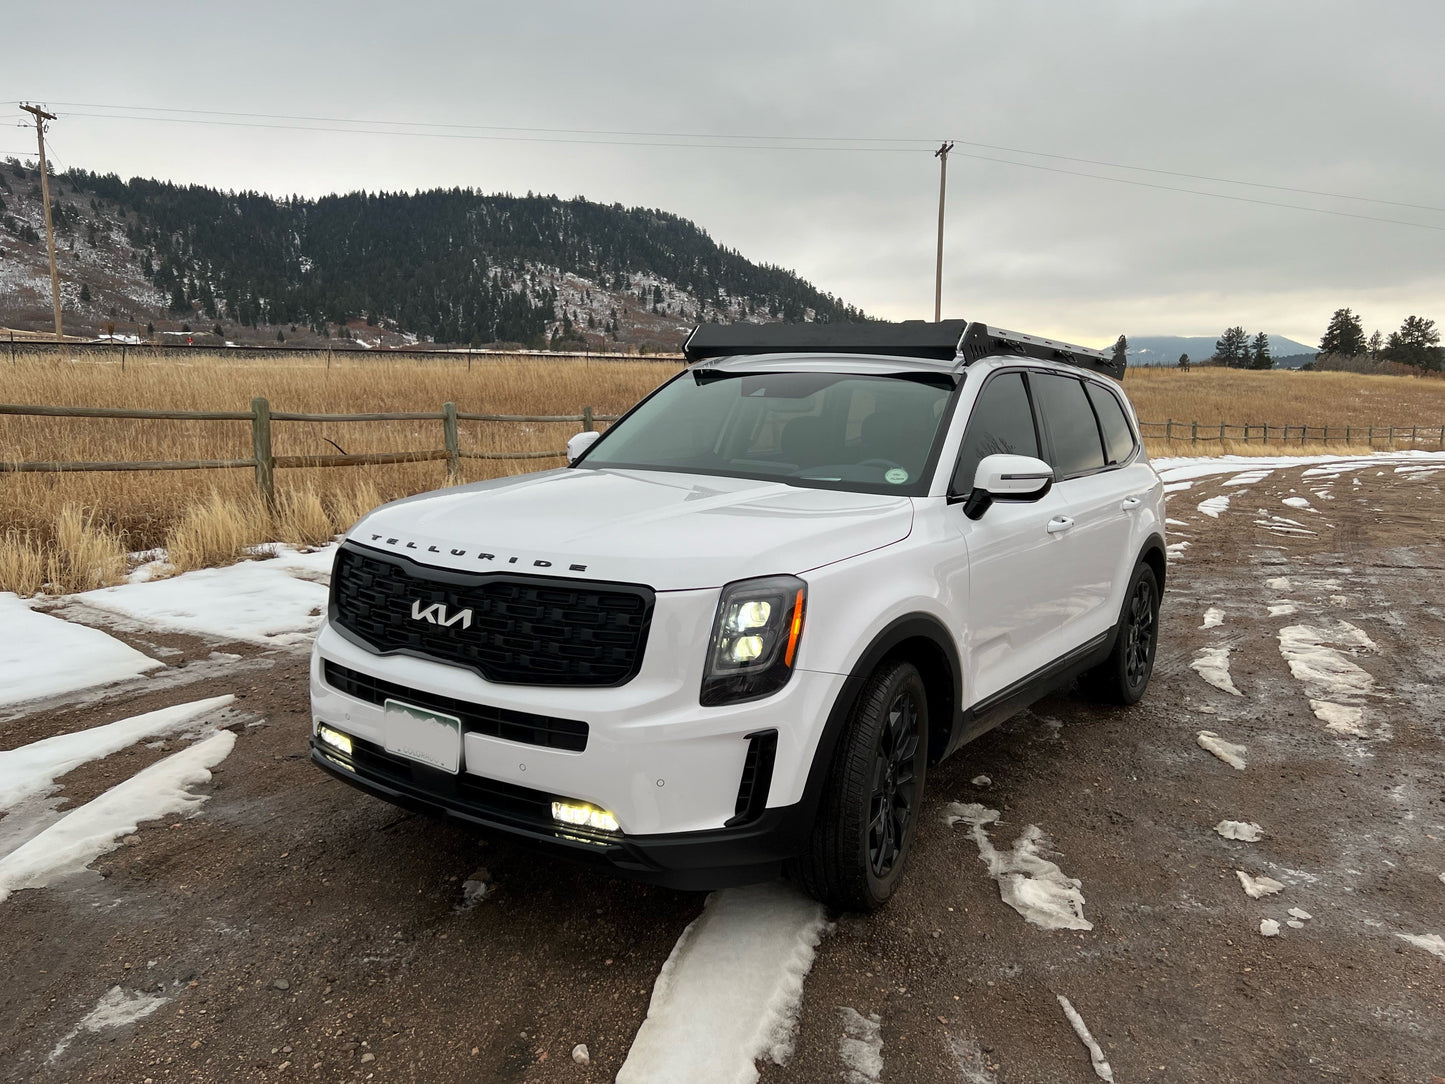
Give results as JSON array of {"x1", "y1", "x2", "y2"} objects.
[{"x1": 682, "y1": 319, "x2": 1123, "y2": 380}]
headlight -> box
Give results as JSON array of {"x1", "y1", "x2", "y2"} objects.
[{"x1": 701, "y1": 575, "x2": 807, "y2": 706}]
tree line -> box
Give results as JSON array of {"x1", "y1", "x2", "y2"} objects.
[{"x1": 1316, "y1": 307, "x2": 1441, "y2": 372}]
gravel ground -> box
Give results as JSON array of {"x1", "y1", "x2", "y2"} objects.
[{"x1": 2, "y1": 460, "x2": 1442, "y2": 1083}]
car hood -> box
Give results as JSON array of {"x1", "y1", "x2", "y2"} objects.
[{"x1": 348, "y1": 467, "x2": 914, "y2": 591}]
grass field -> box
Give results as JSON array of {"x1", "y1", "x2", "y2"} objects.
[{"x1": 2, "y1": 350, "x2": 1443, "y2": 594}]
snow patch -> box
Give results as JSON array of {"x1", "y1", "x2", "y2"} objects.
[
  {"x1": 1236, "y1": 871, "x2": 1285, "y2": 898},
  {"x1": 1200, "y1": 607, "x2": 1224, "y2": 629},
  {"x1": 945, "y1": 1034, "x2": 999, "y2": 1084},
  {"x1": 971, "y1": 775, "x2": 992, "y2": 787},
  {"x1": 0, "y1": 730, "x2": 236, "y2": 903},
  {"x1": 1197, "y1": 730, "x2": 1247, "y2": 770},
  {"x1": 1056, "y1": 996, "x2": 1115, "y2": 1082},
  {"x1": 1394, "y1": 933, "x2": 1445, "y2": 961},
  {"x1": 1264, "y1": 577, "x2": 1292, "y2": 591},
  {"x1": 1190, "y1": 646, "x2": 1243, "y2": 696},
  {"x1": 0, "y1": 595, "x2": 162, "y2": 708},
  {"x1": 837, "y1": 1007, "x2": 883, "y2": 1084},
  {"x1": 49, "y1": 985, "x2": 169, "y2": 1061},
  {"x1": 1277, "y1": 623, "x2": 1378, "y2": 735},
  {"x1": 1288, "y1": 908, "x2": 1312, "y2": 921},
  {"x1": 616, "y1": 882, "x2": 829, "y2": 1084},
  {"x1": 77, "y1": 557, "x2": 329, "y2": 645},
  {"x1": 1225, "y1": 470, "x2": 1271, "y2": 486},
  {"x1": 1268, "y1": 602, "x2": 1299, "y2": 617},
  {"x1": 1282, "y1": 496, "x2": 1314, "y2": 510},
  {"x1": 945, "y1": 803, "x2": 1091, "y2": 931},
  {"x1": 1260, "y1": 919, "x2": 1281, "y2": 937},
  {"x1": 1216, "y1": 821, "x2": 1264, "y2": 842},
  {"x1": 1167, "y1": 541, "x2": 1191, "y2": 558},
  {"x1": 1197, "y1": 495, "x2": 1231, "y2": 518},
  {"x1": 0, "y1": 696, "x2": 234, "y2": 812}
]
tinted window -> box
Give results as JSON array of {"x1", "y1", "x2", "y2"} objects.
[
  {"x1": 951, "y1": 372, "x2": 1040, "y2": 492},
  {"x1": 1085, "y1": 382, "x2": 1136, "y2": 465},
  {"x1": 580, "y1": 370, "x2": 955, "y2": 494},
  {"x1": 1032, "y1": 373, "x2": 1106, "y2": 478}
]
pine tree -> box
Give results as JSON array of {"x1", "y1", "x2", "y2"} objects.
[
  {"x1": 1214, "y1": 326, "x2": 1250, "y2": 367},
  {"x1": 1367, "y1": 330, "x2": 1383, "y2": 358},
  {"x1": 1381, "y1": 316, "x2": 1442, "y2": 371},
  {"x1": 79, "y1": 283, "x2": 91, "y2": 303},
  {"x1": 1318, "y1": 308, "x2": 1366, "y2": 357},
  {"x1": 1249, "y1": 332, "x2": 1272, "y2": 370},
  {"x1": 1178, "y1": 353, "x2": 1191, "y2": 370}
]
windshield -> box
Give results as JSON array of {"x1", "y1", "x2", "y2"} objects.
[{"x1": 576, "y1": 369, "x2": 958, "y2": 494}]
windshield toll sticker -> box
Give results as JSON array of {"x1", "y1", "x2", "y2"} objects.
[{"x1": 885, "y1": 468, "x2": 909, "y2": 484}]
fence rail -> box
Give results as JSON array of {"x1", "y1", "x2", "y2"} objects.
[
  {"x1": 1138, "y1": 420, "x2": 1445, "y2": 448},
  {"x1": 5, "y1": 402, "x2": 1441, "y2": 511},
  {"x1": 0, "y1": 398, "x2": 622, "y2": 509}
]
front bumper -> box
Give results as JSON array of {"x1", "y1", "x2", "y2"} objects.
[{"x1": 309, "y1": 613, "x2": 847, "y2": 889}]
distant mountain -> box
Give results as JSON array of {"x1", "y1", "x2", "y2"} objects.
[
  {"x1": 0, "y1": 159, "x2": 867, "y2": 350},
  {"x1": 1127, "y1": 334, "x2": 1316, "y2": 368}
]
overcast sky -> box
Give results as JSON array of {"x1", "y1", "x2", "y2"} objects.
[{"x1": 7, "y1": 1, "x2": 1442, "y2": 347}]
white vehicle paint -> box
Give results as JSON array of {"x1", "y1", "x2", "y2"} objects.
[{"x1": 308, "y1": 321, "x2": 1168, "y2": 907}]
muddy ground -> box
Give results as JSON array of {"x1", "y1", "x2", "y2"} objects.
[{"x1": 2, "y1": 460, "x2": 1442, "y2": 1083}]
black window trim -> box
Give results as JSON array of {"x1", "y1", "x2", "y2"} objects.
[
  {"x1": 1081, "y1": 376, "x2": 1141, "y2": 469},
  {"x1": 946, "y1": 365, "x2": 1045, "y2": 498},
  {"x1": 1027, "y1": 368, "x2": 1139, "y2": 483}
]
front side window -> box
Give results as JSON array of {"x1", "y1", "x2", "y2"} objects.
[
  {"x1": 577, "y1": 369, "x2": 957, "y2": 495},
  {"x1": 951, "y1": 372, "x2": 1041, "y2": 493},
  {"x1": 1031, "y1": 373, "x2": 1107, "y2": 479}
]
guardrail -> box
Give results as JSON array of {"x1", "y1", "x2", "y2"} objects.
[
  {"x1": 1138, "y1": 420, "x2": 1445, "y2": 448},
  {"x1": 0, "y1": 399, "x2": 621, "y2": 511}
]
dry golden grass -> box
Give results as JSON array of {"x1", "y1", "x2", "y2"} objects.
[{"x1": 2, "y1": 351, "x2": 1442, "y2": 594}]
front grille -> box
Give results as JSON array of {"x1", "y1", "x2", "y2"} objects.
[
  {"x1": 323, "y1": 660, "x2": 589, "y2": 752},
  {"x1": 330, "y1": 544, "x2": 653, "y2": 687}
]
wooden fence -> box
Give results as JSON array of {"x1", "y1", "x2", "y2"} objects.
[
  {"x1": 1138, "y1": 420, "x2": 1445, "y2": 448},
  {"x1": 0, "y1": 399, "x2": 620, "y2": 511}
]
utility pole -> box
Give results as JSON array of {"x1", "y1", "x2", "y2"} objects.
[
  {"x1": 933, "y1": 141, "x2": 954, "y2": 323},
  {"x1": 20, "y1": 104, "x2": 64, "y2": 343}
]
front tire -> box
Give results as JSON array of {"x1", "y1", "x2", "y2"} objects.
[
  {"x1": 1080, "y1": 561, "x2": 1160, "y2": 705},
  {"x1": 790, "y1": 660, "x2": 929, "y2": 912}
]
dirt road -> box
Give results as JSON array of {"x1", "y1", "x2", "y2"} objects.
[{"x1": 2, "y1": 457, "x2": 1442, "y2": 1083}]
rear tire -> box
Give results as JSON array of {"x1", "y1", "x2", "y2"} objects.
[
  {"x1": 1080, "y1": 562, "x2": 1160, "y2": 705},
  {"x1": 789, "y1": 660, "x2": 929, "y2": 912}
]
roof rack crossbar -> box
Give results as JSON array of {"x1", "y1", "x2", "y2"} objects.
[{"x1": 681, "y1": 319, "x2": 1124, "y2": 380}]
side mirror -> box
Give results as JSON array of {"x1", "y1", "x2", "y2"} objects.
[
  {"x1": 959, "y1": 453, "x2": 1054, "y2": 520},
  {"x1": 566, "y1": 430, "x2": 602, "y2": 463}
]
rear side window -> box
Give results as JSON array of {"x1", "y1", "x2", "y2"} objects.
[
  {"x1": 1085, "y1": 382, "x2": 1136, "y2": 465},
  {"x1": 951, "y1": 372, "x2": 1040, "y2": 492},
  {"x1": 1031, "y1": 373, "x2": 1106, "y2": 479}
]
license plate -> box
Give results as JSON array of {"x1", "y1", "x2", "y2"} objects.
[{"x1": 382, "y1": 699, "x2": 462, "y2": 774}]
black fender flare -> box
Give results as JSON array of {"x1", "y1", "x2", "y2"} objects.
[{"x1": 793, "y1": 613, "x2": 963, "y2": 831}]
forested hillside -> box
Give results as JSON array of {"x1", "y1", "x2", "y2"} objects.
[{"x1": 0, "y1": 159, "x2": 867, "y2": 349}]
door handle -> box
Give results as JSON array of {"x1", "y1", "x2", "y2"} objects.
[
  {"x1": 1046, "y1": 516, "x2": 1075, "y2": 535},
  {"x1": 1121, "y1": 496, "x2": 1142, "y2": 511}
]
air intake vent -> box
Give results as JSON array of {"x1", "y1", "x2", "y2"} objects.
[{"x1": 726, "y1": 730, "x2": 778, "y2": 826}]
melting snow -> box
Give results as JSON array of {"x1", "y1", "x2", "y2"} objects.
[
  {"x1": 1236, "y1": 871, "x2": 1285, "y2": 898},
  {"x1": 1288, "y1": 908, "x2": 1312, "y2": 921},
  {"x1": 1190, "y1": 646, "x2": 1243, "y2": 696},
  {"x1": 945, "y1": 803, "x2": 1091, "y2": 931},
  {"x1": 1056, "y1": 996, "x2": 1115, "y2": 1082},
  {"x1": 1260, "y1": 919, "x2": 1281, "y2": 937},
  {"x1": 1394, "y1": 933, "x2": 1445, "y2": 961},
  {"x1": 1269, "y1": 602, "x2": 1299, "y2": 617},
  {"x1": 945, "y1": 1034, "x2": 999, "y2": 1084},
  {"x1": 1276, "y1": 622, "x2": 1378, "y2": 735},
  {"x1": 49, "y1": 985, "x2": 169, "y2": 1061},
  {"x1": 0, "y1": 696, "x2": 234, "y2": 812},
  {"x1": 0, "y1": 595, "x2": 162, "y2": 708},
  {"x1": 0, "y1": 730, "x2": 236, "y2": 903},
  {"x1": 616, "y1": 882, "x2": 829, "y2": 1084},
  {"x1": 1282, "y1": 496, "x2": 1314, "y2": 510},
  {"x1": 76, "y1": 557, "x2": 329, "y2": 646},
  {"x1": 1197, "y1": 495, "x2": 1231, "y2": 518},
  {"x1": 837, "y1": 1008, "x2": 883, "y2": 1084},
  {"x1": 1225, "y1": 470, "x2": 1272, "y2": 486},
  {"x1": 1216, "y1": 821, "x2": 1264, "y2": 842},
  {"x1": 1197, "y1": 730, "x2": 1247, "y2": 770},
  {"x1": 1200, "y1": 607, "x2": 1224, "y2": 629}
]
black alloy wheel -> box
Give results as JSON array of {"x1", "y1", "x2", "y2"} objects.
[
  {"x1": 789, "y1": 659, "x2": 930, "y2": 911},
  {"x1": 1080, "y1": 561, "x2": 1161, "y2": 705},
  {"x1": 1124, "y1": 575, "x2": 1156, "y2": 691},
  {"x1": 868, "y1": 689, "x2": 921, "y2": 879}
]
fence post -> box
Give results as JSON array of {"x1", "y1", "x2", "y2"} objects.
[
  {"x1": 121, "y1": 344, "x2": 127, "y2": 371},
  {"x1": 1191, "y1": 420, "x2": 1197, "y2": 443},
  {"x1": 443, "y1": 401, "x2": 460, "y2": 483},
  {"x1": 1346, "y1": 426, "x2": 1352, "y2": 445},
  {"x1": 1387, "y1": 426, "x2": 1394, "y2": 448},
  {"x1": 582, "y1": 405, "x2": 594, "y2": 433},
  {"x1": 251, "y1": 396, "x2": 276, "y2": 514}
]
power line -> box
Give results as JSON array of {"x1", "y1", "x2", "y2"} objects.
[
  {"x1": 41, "y1": 99, "x2": 1445, "y2": 215},
  {"x1": 26, "y1": 102, "x2": 1445, "y2": 232}
]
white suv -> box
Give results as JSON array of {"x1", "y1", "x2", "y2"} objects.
[{"x1": 310, "y1": 320, "x2": 1166, "y2": 910}]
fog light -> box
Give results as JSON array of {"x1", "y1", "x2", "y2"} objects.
[
  {"x1": 317, "y1": 724, "x2": 353, "y2": 756},
  {"x1": 551, "y1": 800, "x2": 620, "y2": 833}
]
